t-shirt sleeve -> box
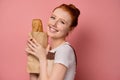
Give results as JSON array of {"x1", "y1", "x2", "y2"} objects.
[{"x1": 54, "y1": 45, "x2": 75, "y2": 68}]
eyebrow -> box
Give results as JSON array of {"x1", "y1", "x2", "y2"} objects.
[
  {"x1": 51, "y1": 14, "x2": 56, "y2": 17},
  {"x1": 59, "y1": 18, "x2": 68, "y2": 24},
  {"x1": 52, "y1": 14, "x2": 68, "y2": 24}
]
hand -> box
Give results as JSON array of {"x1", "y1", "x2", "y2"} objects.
[{"x1": 25, "y1": 36, "x2": 50, "y2": 60}]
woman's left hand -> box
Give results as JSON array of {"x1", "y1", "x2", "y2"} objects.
[{"x1": 25, "y1": 37, "x2": 48, "y2": 60}]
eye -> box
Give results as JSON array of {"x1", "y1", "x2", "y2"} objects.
[
  {"x1": 60, "y1": 21, "x2": 65, "y2": 24},
  {"x1": 50, "y1": 16, "x2": 55, "y2": 20}
]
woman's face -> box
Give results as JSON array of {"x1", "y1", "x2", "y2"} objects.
[{"x1": 47, "y1": 8, "x2": 72, "y2": 39}]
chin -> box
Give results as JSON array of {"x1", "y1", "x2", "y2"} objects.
[{"x1": 47, "y1": 31, "x2": 54, "y2": 37}]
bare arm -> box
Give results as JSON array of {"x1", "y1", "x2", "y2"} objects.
[
  {"x1": 26, "y1": 38, "x2": 67, "y2": 80},
  {"x1": 39, "y1": 59, "x2": 67, "y2": 80}
]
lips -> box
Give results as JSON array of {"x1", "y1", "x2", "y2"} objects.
[{"x1": 48, "y1": 25, "x2": 59, "y2": 33}]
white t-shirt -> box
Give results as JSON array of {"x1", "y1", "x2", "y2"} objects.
[{"x1": 49, "y1": 42, "x2": 76, "y2": 80}]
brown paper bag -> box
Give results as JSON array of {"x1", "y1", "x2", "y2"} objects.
[
  {"x1": 27, "y1": 32, "x2": 48, "y2": 73},
  {"x1": 26, "y1": 19, "x2": 55, "y2": 74}
]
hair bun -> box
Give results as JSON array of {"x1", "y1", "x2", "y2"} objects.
[{"x1": 69, "y1": 4, "x2": 80, "y2": 17}]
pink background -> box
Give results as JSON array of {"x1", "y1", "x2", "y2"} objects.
[{"x1": 0, "y1": 0, "x2": 120, "y2": 80}]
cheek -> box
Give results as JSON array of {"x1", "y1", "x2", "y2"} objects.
[
  {"x1": 47, "y1": 21, "x2": 50, "y2": 29},
  {"x1": 48, "y1": 18, "x2": 54, "y2": 25},
  {"x1": 47, "y1": 18, "x2": 51, "y2": 26},
  {"x1": 47, "y1": 20, "x2": 50, "y2": 26},
  {"x1": 61, "y1": 28, "x2": 70, "y2": 35}
]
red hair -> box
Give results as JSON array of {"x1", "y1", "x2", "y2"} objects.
[{"x1": 53, "y1": 4, "x2": 80, "y2": 28}]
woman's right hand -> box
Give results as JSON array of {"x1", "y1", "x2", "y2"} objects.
[{"x1": 25, "y1": 33, "x2": 50, "y2": 60}]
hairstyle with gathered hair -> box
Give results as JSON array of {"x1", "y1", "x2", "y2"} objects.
[{"x1": 53, "y1": 4, "x2": 80, "y2": 28}]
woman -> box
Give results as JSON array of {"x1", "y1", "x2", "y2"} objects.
[{"x1": 26, "y1": 3, "x2": 80, "y2": 80}]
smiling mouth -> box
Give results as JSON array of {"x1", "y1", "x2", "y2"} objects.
[{"x1": 49, "y1": 26, "x2": 59, "y2": 33}]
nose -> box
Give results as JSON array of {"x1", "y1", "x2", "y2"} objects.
[{"x1": 53, "y1": 19, "x2": 59, "y2": 27}]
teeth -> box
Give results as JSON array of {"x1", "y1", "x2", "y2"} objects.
[{"x1": 49, "y1": 27, "x2": 58, "y2": 33}]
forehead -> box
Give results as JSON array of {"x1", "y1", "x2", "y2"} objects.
[{"x1": 52, "y1": 8, "x2": 72, "y2": 22}]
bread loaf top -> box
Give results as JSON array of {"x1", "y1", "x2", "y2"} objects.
[{"x1": 32, "y1": 19, "x2": 43, "y2": 32}]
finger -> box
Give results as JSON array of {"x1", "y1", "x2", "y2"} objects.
[
  {"x1": 25, "y1": 47, "x2": 30, "y2": 55},
  {"x1": 25, "y1": 48, "x2": 36, "y2": 56},
  {"x1": 28, "y1": 39, "x2": 37, "y2": 48},
  {"x1": 25, "y1": 48, "x2": 39, "y2": 59},
  {"x1": 25, "y1": 47, "x2": 31, "y2": 53},
  {"x1": 31, "y1": 38, "x2": 39, "y2": 46},
  {"x1": 25, "y1": 47, "x2": 30, "y2": 52},
  {"x1": 27, "y1": 42, "x2": 36, "y2": 52}
]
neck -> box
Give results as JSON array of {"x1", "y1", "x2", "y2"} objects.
[{"x1": 50, "y1": 38, "x2": 66, "y2": 49}]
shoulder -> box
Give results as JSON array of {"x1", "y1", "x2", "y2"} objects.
[
  {"x1": 54, "y1": 42, "x2": 76, "y2": 68},
  {"x1": 56, "y1": 42, "x2": 74, "y2": 54}
]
